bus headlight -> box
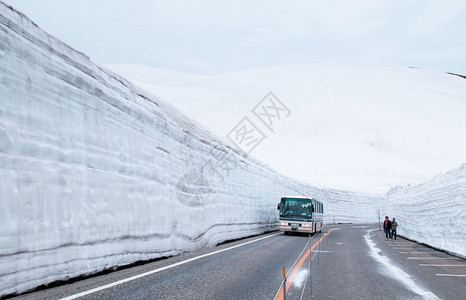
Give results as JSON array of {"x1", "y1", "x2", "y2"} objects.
[
  {"x1": 303, "y1": 223, "x2": 311, "y2": 227},
  {"x1": 280, "y1": 222, "x2": 287, "y2": 226}
]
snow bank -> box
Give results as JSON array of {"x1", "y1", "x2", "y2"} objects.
[
  {"x1": 384, "y1": 164, "x2": 466, "y2": 257},
  {"x1": 108, "y1": 63, "x2": 466, "y2": 194},
  {"x1": 0, "y1": 2, "x2": 381, "y2": 296}
]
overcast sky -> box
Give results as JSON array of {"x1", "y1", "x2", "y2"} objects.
[{"x1": 6, "y1": 0, "x2": 466, "y2": 75}]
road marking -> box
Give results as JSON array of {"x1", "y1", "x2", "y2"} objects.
[
  {"x1": 407, "y1": 257, "x2": 459, "y2": 260},
  {"x1": 436, "y1": 274, "x2": 466, "y2": 277},
  {"x1": 275, "y1": 230, "x2": 332, "y2": 300},
  {"x1": 60, "y1": 232, "x2": 282, "y2": 300},
  {"x1": 400, "y1": 252, "x2": 438, "y2": 254},
  {"x1": 365, "y1": 230, "x2": 440, "y2": 300},
  {"x1": 420, "y1": 264, "x2": 466, "y2": 267}
]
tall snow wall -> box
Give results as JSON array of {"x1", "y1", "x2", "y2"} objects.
[
  {"x1": 384, "y1": 164, "x2": 466, "y2": 257},
  {"x1": 0, "y1": 2, "x2": 381, "y2": 296}
]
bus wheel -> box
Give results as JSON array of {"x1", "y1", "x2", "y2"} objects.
[{"x1": 284, "y1": 231, "x2": 289, "y2": 235}]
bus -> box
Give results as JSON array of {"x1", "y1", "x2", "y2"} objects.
[{"x1": 277, "y1": 196, "x2": 323, "y2": 235}]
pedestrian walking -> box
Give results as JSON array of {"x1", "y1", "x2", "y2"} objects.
[
  {"x1": 383, "y1": 216, "x2": 391, "y2": 240},
  {"x1": 391, "y1": 218, "x2": 398, "y2": 240}
]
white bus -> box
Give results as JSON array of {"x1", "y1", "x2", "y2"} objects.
[{"x1": 277, "y1": 196, "x2": 323, "y2": 235}]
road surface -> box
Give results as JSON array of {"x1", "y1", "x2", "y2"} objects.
[{"x1": 10, "y1": 224, "x2": 465, "y2": 300}]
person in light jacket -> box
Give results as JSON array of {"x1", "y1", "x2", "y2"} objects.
[{"x1": 391, "y1": 218, "x2": 398, "y2": 240}]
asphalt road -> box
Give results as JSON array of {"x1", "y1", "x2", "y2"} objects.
[{"x1": 10, "y1": 224, "x2": 465, "y2": 300}]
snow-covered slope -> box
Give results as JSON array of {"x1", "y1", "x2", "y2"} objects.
[
  {"x1": 0, "y1": 2, "x2": 381, "y2": 296},
  {"x1": 384, "y1": 164, "x2": 466, "y2": 257},
  {"x1": 107, "y1": 64, "x2": 466, "y2": 194}
]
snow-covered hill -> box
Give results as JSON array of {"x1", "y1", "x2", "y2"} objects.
[{"x1": 107, "y1": 63, "x2": 466, "y2": 194}]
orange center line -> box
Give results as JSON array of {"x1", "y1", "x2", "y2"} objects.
[{"x1": 275, "y1": 230, "x2": 332, "y2": 300}]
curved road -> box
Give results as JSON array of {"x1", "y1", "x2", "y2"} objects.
[{"x1": 12, "y1": 224, "x2": 465, "y2": 300}]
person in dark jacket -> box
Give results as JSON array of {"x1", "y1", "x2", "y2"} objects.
[
  {"x1": 391, "y1": 218, "x2": 398, "y2": 240},
  {"x1": 383, "y1": 216, "x2": 392, "y2": 240}
]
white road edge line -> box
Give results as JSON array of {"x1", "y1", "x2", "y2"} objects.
[
  {"x1": 421, "y1": 264, "x2": 466, "y2": 267},
  {"x1": 401, "y1": 252, "x2": 439, "y2": 254},
  {"x1": 407, "y1": 257, "x2": 459, "y2": 260},
  {"x1": 436, "y1": 274, "x2": 466, "y2": 277},
  {"x1": 386, "y1": 242, "x2": 411, "y2": 244},
  {"x1": 60, "y1": 232, "x2": 282, "y2": 300}
]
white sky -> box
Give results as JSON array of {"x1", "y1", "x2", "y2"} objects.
[{"x1": 6, "y1": 0, "x2": 466, "y2": 75}]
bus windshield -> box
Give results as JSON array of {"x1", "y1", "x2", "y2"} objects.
[{"x1": 280, "y1": 198, "x2": 313, "y2": 219}]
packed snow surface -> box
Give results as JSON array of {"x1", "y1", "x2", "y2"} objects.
[
  {"x1": 107, "y1": 63, "x2": 466, "y2": 194},
  {"x1": 0, "y1": 2, "x2": 380, "y2": 296}
]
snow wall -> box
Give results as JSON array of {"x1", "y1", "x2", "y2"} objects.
[
  {"x1": 0, "y1": 2, "x2": 381, "y2": 296},
  {"x1": 383, "y1": 164, "x2": 466, "y2": 258}
]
